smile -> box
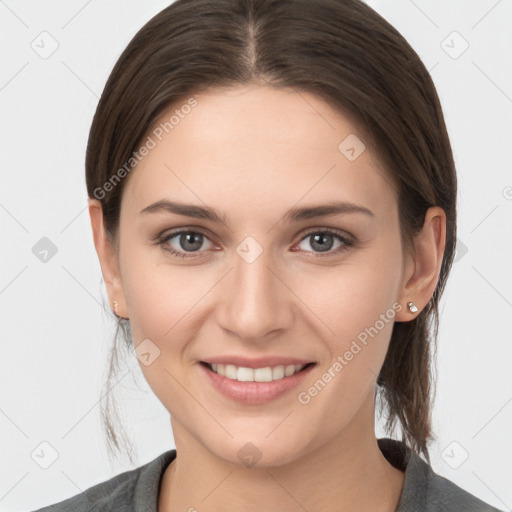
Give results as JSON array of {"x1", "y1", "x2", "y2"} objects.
[
  {"x1": 204, "y1": 362, "x2": 313, "y2": 382},
  {"x1": 199, "y1": 361, "x2": 316, "y2": 404}
]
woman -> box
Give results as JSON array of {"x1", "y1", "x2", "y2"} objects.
[{"x1": 33, "y1": 0, "x2": 502, "y2": 510}]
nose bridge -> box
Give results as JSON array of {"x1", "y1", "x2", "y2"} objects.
[{"x1": 218, "y1": 238, "x2": 291, "y2": 339}]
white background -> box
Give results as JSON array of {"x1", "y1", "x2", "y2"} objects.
[{"x1": 1, "y1": 1, "x2": 511, "y2": 510}]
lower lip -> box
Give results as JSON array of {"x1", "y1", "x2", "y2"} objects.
[{"x1": 199, "y1": 362, "x2": 315, "y2": 405}]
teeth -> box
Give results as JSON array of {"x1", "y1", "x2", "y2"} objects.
[
  {"x1": 209, "y1": 363, "x2": 307, "y2": 382},
  {"x1": 225, "y1": 364, "x2": 237, "y2": 379},
  {"x1": 272, "y1": 366, "x2": 285, "y2": 380},
  {"x1": 254, "y1": 367, "x2": 273, "y2": 382},
  {"x1": 237, "y1": 367, "x2": 254, "y2": 381},
  {"x1": 285, "y1": 365, "x2": 296, "y2": 377}
]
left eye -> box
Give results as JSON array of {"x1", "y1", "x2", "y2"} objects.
[{"x1": 296, "y1": 231, "x2": 353, "y2": 255}]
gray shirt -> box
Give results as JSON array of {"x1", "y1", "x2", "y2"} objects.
[{"x1": 31, "y1": 438, "x2": 503, "y2": 511}]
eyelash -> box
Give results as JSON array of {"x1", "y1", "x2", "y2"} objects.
[{"x1": 156, "y1": 227, "x2": 354, "y2": 259}]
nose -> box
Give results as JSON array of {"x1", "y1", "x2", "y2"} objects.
[{"x1": 216, "y1": 247, "x2": 294, "y2": 342}]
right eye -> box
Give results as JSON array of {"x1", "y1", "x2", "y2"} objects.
[{"x1": 157, "y1": 229, "x2": 217, "y2": 258}]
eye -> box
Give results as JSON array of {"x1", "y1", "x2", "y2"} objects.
[
  {"x1": 156, "y1": 227, "x2": 354, "y2": 259},
  {"x1": 157, "y1": 230, "x2": 216, "y2": 258},
  {"x1": 294, "y1": 228, "x2": 354, "y2": 256}
]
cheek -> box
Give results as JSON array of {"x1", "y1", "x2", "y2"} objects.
[
  {"x1": 301, "y1": 274, "x2": 397, "y2": 390},
  {"x1": 297, "y1": 246, "x2": 402, "y2": 344},
  {"x1": 292, "y1": 241, "x2": 403, "y2": 395},
  {"x1": 119, "y1": 247, "x2": 208, "y2": 409},
  {"x1": 120, "y1": 242, "x2": 209, "y2": 342},
  {"x1": 292, "y1": 275, "x2": 399, "y2": 439}
]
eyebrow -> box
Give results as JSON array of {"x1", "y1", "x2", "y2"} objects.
[{"x1": 139, "y1": 199, "x2": 374, "y2": 223}]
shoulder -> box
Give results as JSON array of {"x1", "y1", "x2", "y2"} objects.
[
  {"x1": 426, "y1": 470, "x2": 503, "y2": 511},
  {"x1": 378, "y1": 438, "x2": 503, "y2": 512},
  {"x1": 29, "y1": 449, "x2": 176, "y2": 512}
]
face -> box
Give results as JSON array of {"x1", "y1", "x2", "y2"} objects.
[{"x1": 103, "y1": 84, "x2": 416, "y2": 467}]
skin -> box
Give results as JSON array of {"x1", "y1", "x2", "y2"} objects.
[{"x1": 89, "y1": 84, "x2": 446, "y2": 512}]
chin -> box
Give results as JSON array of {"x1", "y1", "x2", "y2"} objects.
[{"x1": 201, "y1": 429, "x2": 316, "y2": 470}]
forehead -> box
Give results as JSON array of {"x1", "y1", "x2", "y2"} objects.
[{"x1": 121, "y1": 84, "x2": 397, "y2": 223}]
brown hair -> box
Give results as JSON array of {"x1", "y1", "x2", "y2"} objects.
[{"x1": 86, "y1": 0, "x2": 456, "y2": 465}]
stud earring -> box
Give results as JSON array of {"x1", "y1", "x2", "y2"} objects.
[
  {"x1": 407, "y1": 301, "x2": 418, "y2": 313},
  {"x1": 112, "y1": 300, "x2": 129, "y2": 320}
]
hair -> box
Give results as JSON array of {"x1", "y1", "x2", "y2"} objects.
[{"x1": 86, "y1": 0, "x2": 456, "y2": 465}]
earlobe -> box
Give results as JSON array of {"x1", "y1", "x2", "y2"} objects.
[
  {"x1": 395, "y1": 206, "x2": 446, "y2": 322},
  {"x1": 88, "y1": 198, "x2": 128, "y2": 319}
]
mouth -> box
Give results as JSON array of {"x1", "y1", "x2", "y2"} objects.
[
  {"x1": 198, "y1": 356, "x2": 317, "y2": 404},
  {"x1": 200, "y1": 361, "x2": 316, "y2": 383}
]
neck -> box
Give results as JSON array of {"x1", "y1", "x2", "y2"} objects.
[{"x1": 158, "y1": 394, "x2": 405, "y2": 512}]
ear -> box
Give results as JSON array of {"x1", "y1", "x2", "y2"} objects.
[
  {"x1": 394, "y1": 206, "x2": 446, "y2": 322},
  {"x1": 88, "y1": 197, "x2": 128, "y2": 319}
]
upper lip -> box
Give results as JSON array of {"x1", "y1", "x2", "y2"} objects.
[{"x1": 201, "y1": 356, "x2": 315, "y2": 368}]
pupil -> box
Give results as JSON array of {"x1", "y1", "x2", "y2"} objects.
[
  {"x1": 181, "y1": 233, "x2": 203, "y2": 251},
  {"x1": 311, "y1": 233, "x2": 333, "y2": 252}
]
